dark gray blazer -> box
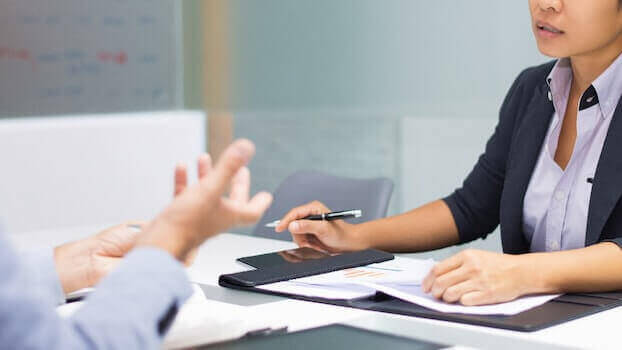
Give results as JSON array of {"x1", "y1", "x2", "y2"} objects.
[{"x1": 443, "y1": 61, "x2": 622, "y2": 254}]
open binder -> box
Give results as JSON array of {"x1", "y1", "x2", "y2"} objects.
[{"x1": 219, "y1": 250, "x2": 622, "y2": 332}]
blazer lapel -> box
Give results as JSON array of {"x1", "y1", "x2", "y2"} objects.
[
  {"x1": 586, "y1": 99, "x2": 622, "y2": 245},
  {"x1": 501, "y1": 82, "x2": 554, "y2": 253}
]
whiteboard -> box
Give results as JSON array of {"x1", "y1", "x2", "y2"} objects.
[{"x1": 0, "y1": 0, "x2": 182, "y2": 116}]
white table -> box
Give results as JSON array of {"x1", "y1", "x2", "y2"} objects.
[
  {"x1": 181, "y1": 233, "x2": 622, "y2": 350},
  {"x1": 11, "y1": 227, "x2": 622, "y2": 349}
]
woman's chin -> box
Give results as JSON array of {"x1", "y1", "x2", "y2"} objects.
[{"x1": 535, "y1": 43, "x2": 568, "y2": 59}]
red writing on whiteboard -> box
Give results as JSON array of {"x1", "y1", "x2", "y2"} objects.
[
  {"x1": 0, "y1": 47, "x2": 36, "y2": 71},
  {"x1": 97, "y1": 51, "x2": 128, "y2": 65}
]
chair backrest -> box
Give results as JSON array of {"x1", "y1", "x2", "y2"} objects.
[
  {"x1": 0, "y1": 111, "x2": 205, "y2": 235},
  {"x1": 252, "y1": 170, "x2": 394, "y2": 241}
]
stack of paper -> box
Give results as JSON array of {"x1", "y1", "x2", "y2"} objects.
[
  {"x1": 163, "y1": 285, "x2": 287, "y2": 349},
  {"x1": 258, "y1": 257, "x2": 559, "y2": 315}
]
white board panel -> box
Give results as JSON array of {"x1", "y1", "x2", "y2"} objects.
[
  {"x1": 0, "y1": 111, "x2": 205, "y2": 234},
  {"x1": 0, "y1": 0, "x2": 181, "y2": 116}
]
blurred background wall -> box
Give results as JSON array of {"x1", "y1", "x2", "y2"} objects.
[
  {"x1": 183, "y1": 0, "x2": 546, "y2": 257},
  {"x1": 2, "y1": 1, "x2": 546, "y2": 257}
]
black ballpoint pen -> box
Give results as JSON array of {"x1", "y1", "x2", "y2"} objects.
[{"x1": 265, "y1": 209, "x2": 363, "y2": 228}]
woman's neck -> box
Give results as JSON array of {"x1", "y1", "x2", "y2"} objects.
[{"x1": 569, "y1": 35, "x2": 622, "y2": 95}]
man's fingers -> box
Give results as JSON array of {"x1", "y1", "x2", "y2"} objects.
[
  {"x1": 198, "y1": 153, "x2": 212, "y2": 179},
  {"x1": 231, "y1": 191, "x2": 273, "y2": 225},
  {"x1": 230, "y1": 167, "x2": 250, "y2": 203},
  {"x1": 174, "y1": 163, "x2": 188, "y2": 197},
  {"x1": 202, "y1": 139, "x2": 255, "y2": 197},
  {"x1": 248, "y1": 191, "x2": 273, "y2": 211},
  {"x1": 124, "y1": 220, "x2": 149, "y2": 229},
  {"x1": 275, "y1": 201, "x2": 329, "y2": 233},
  {"x1": 184, "y1": 248, "x2": 199, "y2": 267}
]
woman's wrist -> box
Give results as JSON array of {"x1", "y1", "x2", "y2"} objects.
[
  {"x1": 515, "y1": 253, "x2": 561, "y2": 295},
  {"x1": 349, "y1": 222, "x2": 374, "y2": 251}
]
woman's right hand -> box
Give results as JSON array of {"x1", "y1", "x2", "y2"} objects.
[{"x1": 274, "y1": 201, "x2": 368, "y2": 253}]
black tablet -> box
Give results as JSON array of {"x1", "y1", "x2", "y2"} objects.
[
  {"x1": 198, "y1": 324, "x2": 446, "y2": 350},
  {"x1": 237, "y1": 247, "x2": 339, "y2": 269}
]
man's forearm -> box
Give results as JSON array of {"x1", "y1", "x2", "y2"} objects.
[{"x1": 356, "y1": 200, "x2": 461, "y2": 253}]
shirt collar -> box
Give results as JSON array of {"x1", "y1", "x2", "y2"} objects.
[
  {"x1": 546, "y1": 53, "x2": 622, "y2": 119},
  {"x1": 546, "y1": 58, "x2": 572, "y2": 116},
  {"x1": 592, "y1": 52, "x2": 622, "y2": 119}
]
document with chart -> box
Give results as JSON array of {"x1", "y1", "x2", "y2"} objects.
[{"x1": 258, "y1": 257, "x2": 559, "y2": 315}]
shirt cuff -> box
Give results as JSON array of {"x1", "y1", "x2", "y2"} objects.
[
  {"x1": 21, "y1": 247, "x2": 66, "y2": 306},
  {"x1": 80, "y1": 247, "x2": 193, "y2": 336}
]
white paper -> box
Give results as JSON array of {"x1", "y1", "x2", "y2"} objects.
[
  {"x1": 296, "y1": 257, "x2": 436, "y2": 285},
  {"x1": 258, "y1": 257, "x2": 560, "y2": 315},
  {"x1": 257, "y1": 257, "x2": 434, "y2": 299},
  {"x1": 361, "y1": 282, "x2": 559, "y2": 315}
]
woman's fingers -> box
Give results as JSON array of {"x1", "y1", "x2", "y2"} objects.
[
  {"x1": 275, "y1": 201, "x2": 330, "y2": 233},
  {"x1": 278, "y1": 251, "x2": 303, "y2": 263},
  {"x1": 287, "y1": 219, "x2": 336, "y2": 252},
  {"x1": 423, "y1": 253, "x2": 464, "y2": 292},
  {"x1": 291, "y1": 233, "x2": 311, "y2": 248},
  {"x1": 174, "y1": 163, "x2": 188, "y2": 197},
  {"x1": 429, "y1": 266, "x2": 472, "y2": 300},
  {"x1": 438, "y1": 279, "x2": 478, "y2": 304},
  {"x1": 304, "y1": 234, "x2": 334, "y2": 253},
  {"x1": 292, "y1": 233, "x2": 330, "y2": 253},
  {"x1": 288, "y1": 219, "x2": 328, "y2": 238},
  {"x1": 459, "y1": 291, "x2": 489, "y2": 306}
]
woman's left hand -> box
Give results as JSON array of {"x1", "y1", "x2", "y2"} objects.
[{"x1": 422, "y1": 249, "x2": 530, "y2": 306}]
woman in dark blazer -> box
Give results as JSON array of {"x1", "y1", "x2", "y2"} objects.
[{"x1": 275, "y1": 0, "x2": 622, "y2": 306}]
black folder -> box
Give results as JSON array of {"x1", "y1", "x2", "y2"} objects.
[{"x1": 219, "y1": 251, "x2": 622, "y2": 332}]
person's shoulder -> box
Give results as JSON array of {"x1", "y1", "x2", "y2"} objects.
[{"x1": 514, "y1": 60, "x2": 556, "y2": 88}]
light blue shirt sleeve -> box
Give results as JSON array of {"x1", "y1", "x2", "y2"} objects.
[
  {"x1": 20, "y1": 247, "x2": 66, "y2": 305},
  {"x1": 0, "y1": 231, "x2": 193, "y2": 349}
]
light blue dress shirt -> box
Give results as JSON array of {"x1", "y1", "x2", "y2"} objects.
[
  {"x1": 523, "y1": 53, "x2": 622, "y2": 252},
  {"x1": 0, "y1": 229, "x2": 192, "y2": 349}
]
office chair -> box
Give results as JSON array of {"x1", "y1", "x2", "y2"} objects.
[{"x1": 252, "y1": 170, "x2": 394, "y2": 241}]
